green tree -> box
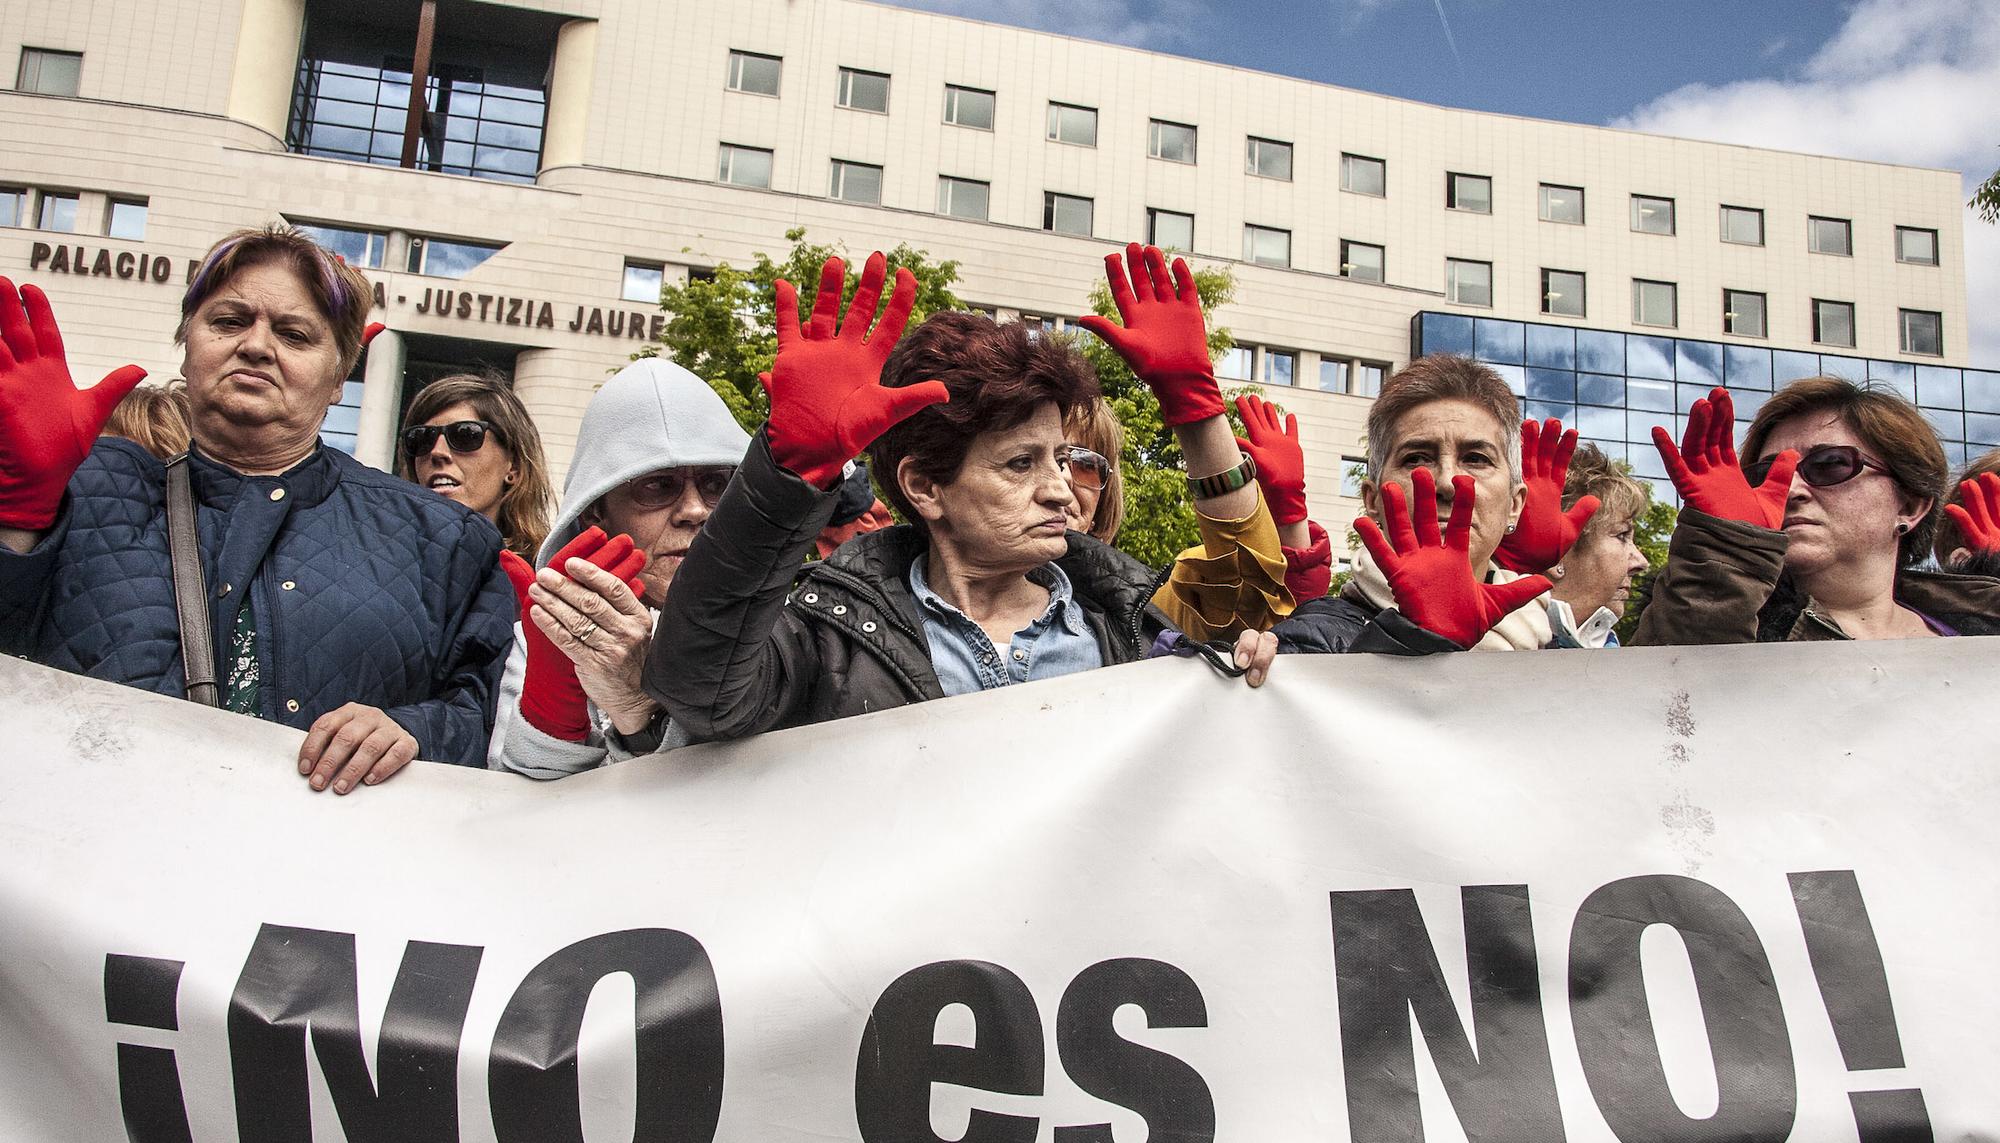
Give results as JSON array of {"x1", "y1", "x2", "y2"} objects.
[
  {"x1": 637, "y1": 227, "x2": 964, "y2": 432},
  {"x1": 1616, "y1": 470, "x2": 1678, "y2": 643},
  {"x1": 1972, "y1": 162, "x2": 2000, "y2": 224}
]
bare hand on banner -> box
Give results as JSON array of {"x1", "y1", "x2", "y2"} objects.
[{"x1": 297, "y1": 703, "x2": 419, "y2": 794}]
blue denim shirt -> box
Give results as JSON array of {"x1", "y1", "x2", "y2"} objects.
[{"x1": 908, "y1": 556, "x2": 1104, "y2": 696}]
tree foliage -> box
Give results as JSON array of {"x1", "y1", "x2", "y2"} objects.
[{"x1": 1973, "y1": 162, "x2": 2000, "y2": 224}]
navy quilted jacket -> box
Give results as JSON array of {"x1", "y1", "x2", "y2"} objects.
[{"x1": 0, "y1": 438, "x2": 515, "y2": 765}]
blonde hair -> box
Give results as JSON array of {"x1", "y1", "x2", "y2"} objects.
[
  {"x1": 398, "y1": 373, "x2": 554, "y2": 559},
  {"x1": 100, "y1": 381, "x2": 192, "y2": 460},
  {"x1": 1065, "y1": 397, "x2": 1126, "y2": 542},
  {"x1": 1562, "y1": 442, "x2": 1649, "y2": 540}
]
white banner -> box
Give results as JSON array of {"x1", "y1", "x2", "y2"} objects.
[{"x1": 0, "y1": 640, "x2": 1995, "y2": 1142}]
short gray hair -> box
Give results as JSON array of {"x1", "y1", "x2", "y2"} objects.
[{"x1": 1365, "y1": 354, "x2": 1522, "y2": 483}]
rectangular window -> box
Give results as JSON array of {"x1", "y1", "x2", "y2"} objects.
[
  {"x1": 1720, "y1": 205, "x2": 1764, "y2": 245},
  {"x1": 1355, "y1": 361, "x2": 1386, "y2": 397},
  {"x1": 0, "y1": 187, "x2": 24, "y2": 227},
  {"x1": 1217, "y1": 346, "x2": 1253, "y2": 381},
  {"x1": 942, "y1": 84, "x2": 994, "y2": 129},
  {"x1": 1896, "y1": 226, "x2": 1939, "y2": 266},
  {"x1": 717, "y1": 143, "x2": 773, "y2": 188},
  {"x1": 828, "y1": 159, "x2": 883, "y2": 205},
  {"x1": 36, "y1": 191, "x2": 78, "y2": 232},
  {"x1": 1047, "y1": 102, "x2": 1097, "y2": 146},
  {"x1": 16, "y1": 48, "x2": 82, "y2": 96},
  {"x1": 1723, "y1": 289, "x2": 1767, "y2": 338},
  {"x1": 1630, "y1": 194, "x2": 1675, "y2": 235},
  {"x1": 105, "y1": 198, "x2": 147, "y2": 240},
  {"x1": 292, "y1": 221, "x2": 386, "y2": 268},
  {"x1": 1811, "y1": 299, "x2": 1855, "y2": 347},
  {"x1": 1446, "y1": 172, "x2": 1491, "y2": 213},
  {"x1": 1339, "y1": 240, "x2": 1384, "y2": 283},
  {"x1": 1318, "y1": 359, "x2": 1349, "y2": 393},
  {"x1": 1148, "y1": 119, "x2": 1196, "y2": 164},
  {"x1": 1242, "y1": 224, "x2": 1291, "y2": 268},
  {"x1": 1246, "y1": 136, "x2": 1292, "y2": 180},
  {"x1": 1043, "y1": 192, "x2": 1093, "y2": 236},
  {"x1": 1447, "y1": 259, "x2": 1492, "y2": 307},
  {"x1": 836, "y1": 67, "x2": 889, "y2": 113},
  {"x1": 1147, "y1": 207, "x2": 1193, "y2": 251},
  {"x1": 622, "y1": 261, "x2": 664, "y2": 304},
  {"x1": 1261, "y1": 349, "x2": 1297, "y2": 386},
  {"x1": 406, "y1": 235, "x2": 501, "y2": 279},
  {"x1": 726, "y1": 50, "x2": 781, "y2": 96},
  {"x1": 1340, "y1": 153, "x2": 1385, "y2": 196},
  {"x1": 1900, "y1": 309, "x2": 1943, "y2": 356},
  {"x1": 937, "y1": 176, "x2": 990, "y2": 221},
  {"x1": 1808, "y1": 215, "x2": 1852, "y2": 256},
  {"x1": 1633, "y1": 279, "x2": 1677, "y2": 328},
  {"x1": 1541, "y1": 268, "x2": 1585, "y2": 317},
  {"x1": 1539, "y1": 183, "x2": 1584, "y2": 224},
  {"x1": 1339, "y1": 456, "x2": 1367, "y2": 497}
]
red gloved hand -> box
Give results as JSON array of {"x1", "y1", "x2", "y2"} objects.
[
  {"x1": 499, "y1": 528, "x2": 647, "y2": 742},
  {"x1": 1283, "y1": 519, "x2": 1333, "y2": 602},
  {"x1": 1945, "y1": 472, "x2": 2000, "y2": 553},
  {"x1": 1355, "y1": 468, "x2": 1552, "y2": 649},
  {"x1": 1233, "y1": 392, "x2": 1308, "y2": 525},
  {"x1": 362, "y1": 322, "x2": 386, "y2": 349},
  {"x1": 761, "y1": 252, "x2": 947, "y2": 489},
  {"x1": 1077, "y1": 244, "x2": 1225, "y2": 428},
  {"x1": 1652, "y1": 387, "x2": 1797, "y2": 529},
  {"x1": 1495, "y1": 417, "x2": 1599, "y2": 573},
  {"x1": 0, "y1": 279, "x2": 147, "y2": 529}
]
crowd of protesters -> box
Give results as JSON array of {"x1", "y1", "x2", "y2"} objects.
[{"x1": 3, "y1": 225, "x2": 1997, "y2": 791}]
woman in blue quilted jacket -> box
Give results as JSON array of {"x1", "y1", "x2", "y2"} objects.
[{"x1": 0, "y1": 226, "x2": 516, "y2": 793}]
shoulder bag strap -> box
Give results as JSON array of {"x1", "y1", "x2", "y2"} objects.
[{"x1": 165, "y1": 453, "x2": 219, "y2": 707}]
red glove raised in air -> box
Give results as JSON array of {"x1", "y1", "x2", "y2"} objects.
[
  {"x1": 1283, "y1": 519, "x2": 1334, "y2": 602},
  {"x1": 0, "y1": 279, "x2": 147, "y2": 529},
  {"x1": 1495, "y1": 417, "x2": 1599, "y2": 573},
  {"x1": 1234, "y1": 392, "x2": 1309, "y2": 525},
  {"x1": 1652, "y1": 387, "x2": 1797, "y2": 530},
  {"x1": 500, "y1": 528, "x2": 647, "y2": 742},
  {"x1": 1077, "y1": 244, "x2": 1226, "y2": 428},
  {"x1": 1946, "y1": 473, "x2": 2000, "y2": 553},
  {"x1": 1355, "y1": 468, "x2": 1552, "y2": 649},
  {"x1": 762, "y1": 253, "x2": 947, "y2": 489}
]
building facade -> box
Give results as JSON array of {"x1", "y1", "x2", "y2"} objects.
[{"x1": 2, "y1": 0, "x2": 1986, "y2": 539}]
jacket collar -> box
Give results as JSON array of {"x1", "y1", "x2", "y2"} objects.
[{"x1": 186, "y1": 442, "x2": 343, "y2": 510}]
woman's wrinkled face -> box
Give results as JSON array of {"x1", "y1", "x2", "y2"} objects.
[
  {"x1": 181, "y1": 260, "x2": 345, "y2": 438},
  {"x1": 921, "y1": 402, "x2": 1077, "y2": 573},
  {"x1": 1554, "y1": 511, "x2": 1648, "y2": 619},
  {"x1": 412, "y1": 401, "x2": 517, "y2": 521},
  {"x1": 1363, "y1": 398, "x2": 1525, "y2": 569},
  {"x1": 1757, "y1": 410, "x2": 1927, "y2": 578}
]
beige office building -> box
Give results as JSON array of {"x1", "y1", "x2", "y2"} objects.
[{"x1": 2, "y1": 0, "x2": 1987, "y2": 537}]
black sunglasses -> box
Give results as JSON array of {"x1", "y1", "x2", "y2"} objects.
[
  {"x1": 620, "y1": 467, "x2": 736, "y2": 510},
  {"x1": 402, "y1": 420, "x2": 500, "y2": 457},
  {"x1": 1745, "y1": 444, "x2": 1887, "y2": 489}
]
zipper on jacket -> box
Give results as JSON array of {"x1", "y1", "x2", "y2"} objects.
[{"x1": 1127, "y1": 562, "x2": 1175, "y2": 659}]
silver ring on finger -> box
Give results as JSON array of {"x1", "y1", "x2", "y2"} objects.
[{"x1": 574, "y1": 618, "x2": 598, "y2": 642}]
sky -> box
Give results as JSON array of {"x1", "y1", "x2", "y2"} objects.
[{"x1": 879, "y1": 0, "x2": 2000, "y2": 366}]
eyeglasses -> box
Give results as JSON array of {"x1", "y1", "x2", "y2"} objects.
[
  {"x1": 402, "y1": 420, "x2": 500, "y2": 457},
  {"x1": 1060, "y1": 445, "x2": 1114, "y2": 491},
  {"x1": 1745, "y1": 444, "x2": 1888, "y2": 489},
  {"x1": 619, "y1": 467, "x2": 736, "y2": 510}
]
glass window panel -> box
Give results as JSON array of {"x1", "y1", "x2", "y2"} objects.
[
  {"x1": 828, "y1": 160, "x2": 882, "y2": 205},
  {"x1": 1627, "y1": 379, "x2": 1675, "y2": 413},
  {"x1": 1525, "y1": 324, "x2": 1575, "y2": 369},
  {"x1": 1630, "y1": 195, "x2": 1675, "y2": 235},
  {"x1": 36, "y1": 192, "x2": 78, "y2": 232},
  {"x1": 1916, "y1": 365, "x2": 1963, "y2": 410},
  {"x1": 1812, "y1": 300, "x2": 1855, "y2": 347},
  {"x1": 1723, "y1": 290, "x2": 1767, "y2": 338},
  {"x1": 718, "y1": 144, "x2": 773, "y2": 188},
  {"x1": 1318, "y1": 359, "x2": 1349, "y2": 393},
  {"x1": 1473, "y1": 318, "x2": 1525, "y2": 365},
  {"x1": 1246, "y1": 137, "x2": 1292, "y2": 180},
  {"x1": 1526, "y1": 400, "x2": 1577, "y2": 425},
  {"x1": 1577, "y1": 330, "x2": 1625, "y2": 374},
  {"x1": 1340, "y1": 241, "x2": 1384, "y2": 282},
  {"x1": 1420, "y1": 313, "x2": 1475, "y2": 356},
  {"x1": 1966, "y1": 372, "x2": 2000, "y2": 413},
  {"x1": 1541, "y1": 269, "x2": 1585, "y2": 317},
  {"x1": 1340, "y1": 459, "x2": 1366, "y2": 498},
  {"x1": 622, "y1": 262, "x2": 663, "y2": 303},
  {"x1": 1627, "y1": 408, "x2": 1676, "y2": 444},
  {"x1": 1632, "y1": 280, "x2": 1677, "y2": 328},
  {"x1": 1725, "y1": 345, "x2": 1773, "y2": 390},
  {"x1": 1262, "y1": 349, "x2": 1296, "y2": 386},
  {"x1": 1242, "y1": 225, "x2": 1290, "y2": 267},
  {"x1": 1922, "y1": 408, "x2": 1964, "y2": 442},
  {"x1": 292, "y1": 222, "x2": 385, "y2": 268},
  {"x1": 0, "y1": 187, "x2": 24, "y2": 227},
  {"x1": 1490, "y1": 363, "x2": 1527, "y2": 396},
  {"x1": 1447, "y1": 172, "x2": 1491, "y2": 213},
  {"x1": 1774, "y1": 350, "x2": 1823, "y2": 385},
  {"x1": 412, "y1": 236, "x2": 500, "y2": 278},
  {"x1": 1896, "y1": 226, "x2": 1939, "y2": 266},
  {"x1": 1447, "y1": 259, "x2": 1492, "y2": 307},
  {"x1": 1808, "y1": 216, "x2": 1852, "y2": 256},
  {"x1": 17, "y1": 48, "x2": 82, "y2": 96},
  {"x1": 1578, "y1": 406, "x2": 1625, "y2": 440},
  {"x1": 1538, "y1": 183, "x2": 1584, "y2": 224},
  {"x1": 1869, "y1": 359, "x2": 1917, "y2": 390},
  {"x1": 106, "y1": 200, "x2": 147, "y2": 240},
  {"x1": 1731, "y1": 390, "x2": 1767, "y2": 421},
  {"x1": 1355, "y1": 362, "x2": 1387, "y2": 397},
  {"x1": 1044, "y1": 192, "x2": 1093, "y2": 235},
  {"x1": 1217, "y1": 346, "x2": 1253, "y2": 381},
  {"x1": 1527, "y1": 368, "x2": 1576, "y2": 402},
  {"x1": 943, "y1": 85, "x2": 995, "y2": 129},
  {"x1": 837, "y1": 68, "x2": 889, "y2": 113},
  {"x1": 1047, "y1": 103, "x2": 1097, "y2": 146},
  {"x1": 321, "y1": 403, "x2": 362, "y2": 434},
  {"x1": 1676, "y1": 340, "x2": 1723, "y2": 387},
  {"x1": 727, "y1": 51, "x2": 781, "y2": 95},
  {"x1": 1340, "y1": 153, "x2": 1385, "y2": 196},
  {"x1": 1676, "y1": 384, "x2": 1715, "y2": 414},
  {"x1": 1147, "y1": 208, "x2": 1193, "y2": 250},
  {"x1": 1942, "y1": 441, "x2": 1969, "y2": 470},
  {"x1": 1820, "y1": 355, "x2": 1867, "y2": 382},
  {"x1": 1899, "y1": 310, "x2": 1942, "y2": 356},
  {"x1": 940, "y1": 177, "x2": 991, "y2": 221},
  {"x1": 1578, "y1": 373, "x2": 1624, "y2": 408},
  {"x1": 1967, "y1": 413, "x2": 2000, "y2": 447},
  {"x1": 316, "y1": 97, "x2": 378, "y2": 129},
  {"x1": 1585, "y1": 439, "x2": 1627, "y2": 464},
  {"x1": 1148, "y1": 120, "x2": 1196, "y2": 163},
  {"x1": 1631, "y1": 447, "x2": 1669, "y2": 481},
  {"x1": 474, "y1": 119, "x2": 537, "y2": 149},
  {"x1": 1719, "y1": 205, "x2": 1764, "y2": 245},
  {"x1": 480, "y1": 94, "x2": 544, "y2": 126},
  {"x1": 1627, "y1": 335, "x2": 1675, "y2": 380}
]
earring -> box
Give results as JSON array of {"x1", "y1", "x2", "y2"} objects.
[
  {"x1": 1895, "y1": 523, "x2": 1909, "y2": 536},
  {"x1": 1504, "y1": 523, "x2": 1517, "y2": 535},
  {"x1": 1547, "y1": 563, "x2": 1565, "y2": 579}
]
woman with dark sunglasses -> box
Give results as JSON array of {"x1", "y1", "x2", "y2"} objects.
[
  {"x1": 1632, "y1": 376, "x2": 2000, "y2": 644},
  {"x1": 398, "y1": 373, "x2": 553, "y2": 560}
]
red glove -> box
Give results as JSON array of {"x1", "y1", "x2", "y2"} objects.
[
  {"x1": 1283, "y1": 519, "x2": 1333, "y2": 602},
  {"x1": 761, "y1": 252, "x2": 947, "y2": 489},
  {"x1": 1652, "y1": 387, "x2": 1797, "y2": 529},
  {"x1": 1077, "y1": 244, "x2": 1226, "y2": 428},
  {"x1": 0, "y1": 279, "x2": 147, "y2": 529},
  {"x1": 1233, "y1": 392, "x2": 1308, "y2": 525},
  {"x1": 362, "y1": 322, "x2": 386, "y2": 349},
  {"x1": 1946, "y1": 473, "x2": 2000, "y2": 553},
  {"x1": 1355, "y1": 468, "x2": 1552, "y2": 649},
  {"x1": 499, "y1": 528, "x2": 647, "y2": 742},
  {"x1": 1495, "y1": 418, "x2": 1599, "y2": 573}
]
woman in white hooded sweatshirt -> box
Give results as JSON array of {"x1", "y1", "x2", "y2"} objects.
[{"x1": 488, "y1": 358, "x2": 750, "y2": 777}]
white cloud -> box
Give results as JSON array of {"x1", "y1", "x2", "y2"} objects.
[
  {"x1": 886, "y1": 0, "x2": 1201, "y2": 49},
  {"x1": 1612, "y1": 0, "x2": 2000, "y2": 367}
]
